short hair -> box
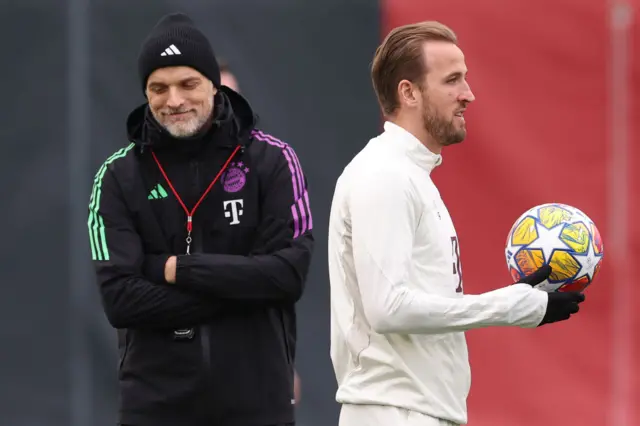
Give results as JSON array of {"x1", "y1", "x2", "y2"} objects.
[{"x1": 371, "y1": 21, "x2": 458, "y2": 116}]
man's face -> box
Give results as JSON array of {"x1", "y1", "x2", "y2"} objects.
[
  {"x1": 146, "y1": 66, "x2": 216, "y2": 138},
  {"x1": 418, "y1": 41, "x2": 475, "y2": 147}
]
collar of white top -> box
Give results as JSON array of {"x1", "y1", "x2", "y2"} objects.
[{"x1": 383, "y1": 121, "x2": 443, "y2": 172}]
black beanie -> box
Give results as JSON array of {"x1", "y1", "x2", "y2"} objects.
[{"x1": 137, "y1": 13, "x2": 221, "y2": 93}]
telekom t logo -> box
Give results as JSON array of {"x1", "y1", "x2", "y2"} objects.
[{"x1": 223, "y1": 199, "x2": 243, "y2": 225}]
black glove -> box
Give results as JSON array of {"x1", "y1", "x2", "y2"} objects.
[
  {"x1": 250, "y1": 216, "x2": 292, "y2": 255},
  {"x1": 517, "y1": 264, "x2": 585, "y2": 326}
]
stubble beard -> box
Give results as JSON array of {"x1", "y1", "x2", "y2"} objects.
[
  {"x1": 422, "y1": 100, "x2": 466, "y2": 147},
  {"x1": 155, "y1": 96, "x2": 214, "y2": 138}
]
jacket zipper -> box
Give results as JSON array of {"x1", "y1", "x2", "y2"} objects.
[{"x1": 191, "y1": 158, "x2": 214, "y2": 412}]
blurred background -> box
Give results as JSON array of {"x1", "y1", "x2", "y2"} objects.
[{"x1": 2, "y1": 0, "x2": 638, "y2": 425}]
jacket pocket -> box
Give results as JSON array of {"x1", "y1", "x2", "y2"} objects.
[
  {"x1": 279, "y1": 311, "x2": 292, "y2": 365},
  {"x1": 117, "y1": 329, "x2": 129, "y2": 377}
]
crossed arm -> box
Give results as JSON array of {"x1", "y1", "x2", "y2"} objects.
[{"x1": 89, "y1": 148, "x2": 313, "y2": 330}]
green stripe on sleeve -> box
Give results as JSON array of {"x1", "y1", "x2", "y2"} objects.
[{"x1": 87, "y1": 143, "x2": 135, "y2": 261}]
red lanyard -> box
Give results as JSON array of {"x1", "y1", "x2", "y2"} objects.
[{"x1": 150, "y1": 145, "x2": 242, "y2": 255}]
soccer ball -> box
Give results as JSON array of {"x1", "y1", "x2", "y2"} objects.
[{"x1": 505, "y1": 203, "x2": 604, "y2": 292}]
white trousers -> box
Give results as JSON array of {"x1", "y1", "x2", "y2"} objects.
[{"x1": 339, "y1": 404, "x2": 460, "y2": 426}]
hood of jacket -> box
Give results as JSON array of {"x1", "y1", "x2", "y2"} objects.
[{"x1": 126, "y1": 86, "x2": 257, "y2": 151}]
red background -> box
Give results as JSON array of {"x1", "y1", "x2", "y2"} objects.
[{"x1": 383, "y1": 1, "x2": 639, "y2": 425}]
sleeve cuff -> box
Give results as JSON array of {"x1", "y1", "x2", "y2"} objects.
[
  {"x1": 175, "y1": 254, "x2": 193, "y2": 286},
  {"x1": 143, "y1": 254, "x2": 171, "y2": 285}
]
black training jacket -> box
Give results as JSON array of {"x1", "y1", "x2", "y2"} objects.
[{"x1": 87, "y1": 87, "x2": 314, "y2": 426}]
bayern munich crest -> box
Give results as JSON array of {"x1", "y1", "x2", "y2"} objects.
[{"x1": 222, "y1": 161, "x2": 250, "y2": 193}]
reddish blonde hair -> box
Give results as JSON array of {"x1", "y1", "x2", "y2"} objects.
[{"x1": 371, "y1": 21, "x2": 458, "y2": 115}]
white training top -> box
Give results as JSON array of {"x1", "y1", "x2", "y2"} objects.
[{"x1": 328, "y1": 121, "x2": 548, "y2": 424}]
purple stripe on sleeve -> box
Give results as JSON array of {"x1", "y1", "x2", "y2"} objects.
[
  {"x1": 254, "y1": 130, "x2": 305, "y2": 198},
  {"x1": 254, "y1": 128, "x2": 305, "y2": 200},
  {"x1": 304, "y1": 190, "x2": 313, "y2": 230},
  {"x1": 296, "y1": 197, "x2": 307, "y2": 237},
  {"x1": 252, "y1": 130, "x2": 300, "y2": 201},
  {"x1": 251, "y1": 129, "x2": 312, "y2": 237},
  {"x1": 290, "y1": 204, "x2": 301, "y2": 238},
  {"x1": 288, "y1": 148, "x2": 305, "y2": 200},
  {"x1": 280, "y1": 149, "x2": 301, "y2": 202}
]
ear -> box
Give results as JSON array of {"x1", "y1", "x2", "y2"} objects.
[{"x1": 397, "y1": 79, "x2": 420, "y2": 108}]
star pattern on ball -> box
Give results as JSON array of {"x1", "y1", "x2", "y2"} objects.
[
  {"x1": 506, "y1": 250, "x2": 521, "y2": 274},
  {"x1": 505, "y1": 236, "x2": 525, "y2": 274},
  {"x1": 525, "y1": 221, "x2": 570, "y2": 263},
  {"x1": 571, "y1": 238, "x2": 601, "y2": 282}
]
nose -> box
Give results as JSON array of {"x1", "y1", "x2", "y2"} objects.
[
  {"x1": 166, "y1": 87, "x2": 185, "y2": 109},
  {"x1": 460, "y1": 81, "x2": 475, "y2": 103}
]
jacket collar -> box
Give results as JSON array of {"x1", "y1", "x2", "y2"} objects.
[{"x1": 383, "y1": 121, "x2": 443, "y2": 173}]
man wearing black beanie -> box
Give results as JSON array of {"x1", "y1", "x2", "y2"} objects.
[
  {"x1": 137, "y1": 12, "x2": 222, "y2": 139},
  {"x1": 88, "y1": 12, "x2": 314, "y2": 426}
]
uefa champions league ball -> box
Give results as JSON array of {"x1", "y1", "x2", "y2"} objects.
[{"x1": 505, "y1": 203, "x2": 604, "y2": 292}]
